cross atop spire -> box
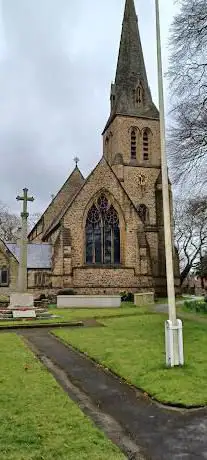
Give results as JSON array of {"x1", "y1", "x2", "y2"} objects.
[
  {"x1": 103, "y1": 0, "x2": 159, "y2": 132},
  {"x1": 74, "y1": 156, "x2": 80, "y2": 167}
]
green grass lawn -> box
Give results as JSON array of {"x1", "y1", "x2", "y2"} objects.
[
  {"x1": 54, "y1": 313, "x2": 207, "y2": 407},
  {"x1": 0, "y1": 297, "x2": 190, "y2": 328},
  {"x1": 0, "y1": 296, "x2": 198, "y2": 328},
  {"x1": 0, "y1": 303, "x2": 148, "y2": 327},
  {"x1": 0, "y1": 334, "x2": 124, "y2": 460}
]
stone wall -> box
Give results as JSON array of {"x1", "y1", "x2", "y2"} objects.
[
  {"x1": 72, "y1": 267, "x2": 153, "y2": 290},
  {"x1": 60, "y1": 159, "x2": 145, "y2": 270},
  {"x1": 102, "y1": 113, "x2": 170, "y2": 291},
  {"x1": 48, "y1": 158, "x2": 159, "y2": 294},
  {"x1": 0, "y1": 246, "x2": 18, "y2": 296},
  {"x1": 103, "y1": 115, "x2": 161, "y2": 167}
]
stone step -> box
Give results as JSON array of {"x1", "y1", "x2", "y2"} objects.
[
  {"x1": 0, "y1": 313, "x2": 13, "y2": 319},
  {"x1": 0, "y1": 308, "x2": 53, "y2": 321},
  {"x1": 36, "y1": 312, "x2": 53, "y2": 319}
]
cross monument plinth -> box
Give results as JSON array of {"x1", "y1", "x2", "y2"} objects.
[{"x1": 9, "y1": 188, "x2": 35, "y2": 311}]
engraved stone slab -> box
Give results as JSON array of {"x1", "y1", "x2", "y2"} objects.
[{"x1": 12, "y1": 309, "x2": 36, "y2": 319}]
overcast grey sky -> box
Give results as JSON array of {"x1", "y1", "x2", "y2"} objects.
[{"x1": 0, "y1": 0, "x2": 177, "y2": 214}]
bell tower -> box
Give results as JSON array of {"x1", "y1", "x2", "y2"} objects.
[
  {"x1": 103, "y1": 0, "x2": 161, "y2": 182},
  {"x1": 101, "y1": 0, "x2": 177, "y2": 296}
]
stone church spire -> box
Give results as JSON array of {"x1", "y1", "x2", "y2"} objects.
[{"x1": 103, "y1": 0, "x2": 159, "y2": 132}]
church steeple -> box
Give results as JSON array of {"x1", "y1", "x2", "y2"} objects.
[{"x1": 103, "y1": 0, "x2": 159, "y2": 133}]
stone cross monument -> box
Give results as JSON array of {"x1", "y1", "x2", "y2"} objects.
[
  {"x1": 10, "y1": 188, "x2": 35, "y2": 309},
  {"x1": 16, "y1": 188, "x2": 34, "y2": 292}
]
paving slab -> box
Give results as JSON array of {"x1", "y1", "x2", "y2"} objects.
[{"x1": 21, "y1": 328, "x2": 207, "y2": 460}]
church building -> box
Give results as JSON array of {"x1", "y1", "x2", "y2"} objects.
[{"x1": 0, "y1": 0, "x2": 180, "y2": 297}]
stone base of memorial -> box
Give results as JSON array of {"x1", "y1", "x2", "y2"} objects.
[
  {"x1": 9, "y1": 293, "x2": 34, "y2": 309},
  {"x1": 57, "y1": 295, "x2": 121, "y2": 309}
]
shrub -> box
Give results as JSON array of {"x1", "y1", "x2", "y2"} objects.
[
  {"x1": 0, "y1": 295, "x2": 9, "y2": 302},
  {"x1": 35, "y1": 294, "x2": 47, "y2": 301},
  {"x1": 184, "y1": 300, "x2": 207, "y2": 314},
  {"x1": 57, "y1": 289, "x2": 76, "y2": 296},
  {"x1": 120, "y1": 291, "x2": 134, "y2": 302},
  {"x1": 47, "y1": 294, "x2": 57, "y2": 305}
]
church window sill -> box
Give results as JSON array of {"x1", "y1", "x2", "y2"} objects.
[{"x1": 83, "y1": 264, "x2": 123, "y2": 269}]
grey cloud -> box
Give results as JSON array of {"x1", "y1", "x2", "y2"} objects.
[{"x1": 0, "y1": 0, "x2": 176, "y2": 215}]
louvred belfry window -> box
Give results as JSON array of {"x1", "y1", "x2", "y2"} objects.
[
  {"x1": 131, "y1": 129, "x2": 137, "y2": 159},
  {"x1": 143, "y1": 130, "x2": 149, "y2": 160},
  {"x1": 85, "y1": 194, "x2": 120, "y2": 265}
]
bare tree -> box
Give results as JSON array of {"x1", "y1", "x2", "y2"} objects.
[
  {"x1": 0, "y1": 201, "x2": 41, "y2": 241},
  {"x1": 28, "y1": 213, "x2": 42, "y2": 231},
  {"x1": 0, "y1": 201, "x2": 21, "y2": 242},
  {"x1": 195, "y1": 252, "x2": 207, "y2": 288},
  {"x1": 174, "y1": 197, "x2": 207, "y2": 284},
  {"x1": 168, "y1": 0, "x2": 207, "y2": 189}
]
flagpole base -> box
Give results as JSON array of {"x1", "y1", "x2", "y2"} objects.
[{"x1": 165, "y1": 319, "x2": 184, "y2": 367}]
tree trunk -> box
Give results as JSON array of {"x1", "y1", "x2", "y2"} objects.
[{"x1": 180, "y1": 264, "x2": 192, "y2": 285}]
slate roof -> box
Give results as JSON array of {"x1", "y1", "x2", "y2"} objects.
[{"x1": 5, "y1": 243, "x2": 52, "y2": 269}]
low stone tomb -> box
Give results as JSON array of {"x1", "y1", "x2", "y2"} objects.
[
  {"x1": 134, "y1": 292, "x2": 154, "y2": 307},
  {"x1": 57, "y1": 295, "x2": 121, "y2": 309}
]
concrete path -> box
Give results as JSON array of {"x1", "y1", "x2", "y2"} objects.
[
  {"x1": 20, "y1": 328, "x2": 207, "y2": 460},
  {"x1": 153, "y1": 300, "x2": 184, "y2": 313},
  {"x1": 154, "y1": 296, "x2": 204, "y2": 314}
]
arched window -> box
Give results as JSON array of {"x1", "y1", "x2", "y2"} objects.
[
  {"x1": 143, "y1": 129, "x2": 149, "y2": 160},
  {"x1": 131, "y1": 129, "x2": 137, "y2": 159},
  {"x1": 0, "y1": 267, "x2": 9, "y2": 286},
  {"x1": 86, "y1": 194, "x2": 120, "y2": 265},
  {"x1": 137, "y1": 204, "x2": 149, "y2": 224}
]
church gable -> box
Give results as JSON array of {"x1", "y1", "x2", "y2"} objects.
[
  {"x1": 69, "y1": 156, "x2": 138, "y2": 216},
  {"x1": 44, "y1": 157, "x2": 142, "y2": 240},
  {"x1": 0, "y1": 240, "x2": 12, "y2": 264},
  {"x1": 57, "y1": 157, "x2": 144, "y2": 270},
  {"x1": 28, "y1": 166, "x2": 85, "y2": 242}
]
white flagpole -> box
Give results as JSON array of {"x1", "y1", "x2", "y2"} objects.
[{"x1": 155, "y1": 0, "x2": 184, "y2": 367}]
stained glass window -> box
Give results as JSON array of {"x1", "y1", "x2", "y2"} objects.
[{"x1": 85, "y1": 195, "x2": 120, "y2": 265}]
